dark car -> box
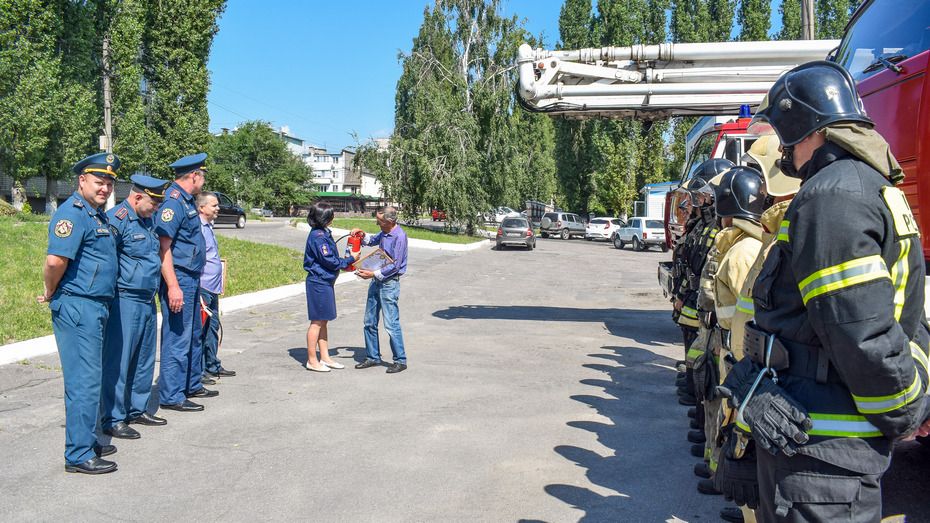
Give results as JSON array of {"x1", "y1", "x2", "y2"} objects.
[{"x1": 213, "y1": 192, "x2": 247, "y2": 228}]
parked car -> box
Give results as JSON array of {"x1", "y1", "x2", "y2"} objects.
[
  {"x1": 260, "y1": 208, "x2": 274, "y2": 218},
  {"x1": 613, "y1": 217, "x2": 667, "y2": 251},
  {"x1": 495, "y1": 216, "x2": 535, "y2": 250},
  {"x1": 493, "y1": 206, "x2": 519, "y2": 223},
  {"x1": 431, "y1": 209, "x2": 447, "y2": 221},
  {"x1": 213, "y1": 192, "x2": 247, "y2": 228},
  {"x1": 539, "y1": 211, "x2": 586, "y2": 240},
  {"x1": 585, "y1": 217, "x2": 625, "y2": 241}
]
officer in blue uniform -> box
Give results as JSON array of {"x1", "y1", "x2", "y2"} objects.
[
  {"x1": 155, "y1": 153, "x2": 215, "y2": 412},
  {"x1": 100, "y1": 174, "x2": 171, "y2": 440},
  {"x1": 43, "y1": 152, "x2": 121, "y2": 474}
]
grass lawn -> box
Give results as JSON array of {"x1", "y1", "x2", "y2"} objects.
[
  {"x1": 331, "y1": 218, "x2": 485, "y2": 245},
  {"x1": 0, "y1": 216, "x2": 306, "y2": 345}
]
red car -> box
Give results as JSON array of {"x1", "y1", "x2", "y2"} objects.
[{"x1": 431, "y1": 209, "x2": 446, "y2": 221}]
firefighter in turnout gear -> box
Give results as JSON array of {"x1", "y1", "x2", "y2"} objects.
[{"x1": 722, "y1": 61, "x2": 930, "y2": 521}]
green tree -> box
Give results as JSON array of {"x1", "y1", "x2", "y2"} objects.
[
  {"x1": 708, "y1": 0, "x2": 736, "y2": 41},
  {"x1": 816, "y1": 0, "x2": 852, "y2": 39},
  {"x1": 738, "y1": 0, "x2": 771, "y2": 40},
  {"x1": 105, "y1": 0, "x2": 148, "y2": 176},
  {"x1": 777, "y1": 0, "x2": 802, "y2": 40}
]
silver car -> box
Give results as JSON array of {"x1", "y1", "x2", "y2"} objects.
[
  {"x1": 539, "y1": 212, "x2": 586, "y2": 240},
  {"x1": 495, "y1": 217, "x2": 536, "y2": 250}
]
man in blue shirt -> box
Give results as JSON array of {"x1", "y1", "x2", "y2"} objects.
[
  {"x1": 155, "y1": 153, "x2": 216, "y2": 412},
  {"x1": 197, "y1": 191, "x2": 235, "y2": 379},
  {"x1": 353, "y1": 206, "x2": 409, "y2": 373},
  {"x1": 42, "y1": 152, "x2": 121, "y2": 474},
  {"x1": 101, "y1": 174, "x2": 171, "y2": 440}
]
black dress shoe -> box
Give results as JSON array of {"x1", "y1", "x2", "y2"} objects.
[
  {"x1": 678, "y1": 394, "x2": 697, "y2": 406},
  {"x1": 386, "y1": 363, "x2": 407, "y2": 374},
  {"x1": 160, "y1": 400, "x2": 204, "y2": 412},
  {"x1": 687, "y1": 407, "x2": 697, "y2": 418},
  {"x1": 187, "y1": 388, "x2": 219, "y2": 398},
  {"x1": 65, "y1": 456, "x2": 117, "y2": 474},
  {"x1": 209, "y1": 367, "x2": 236, "y2": 377},
  {"x1": 693, "y1": 462, "x2": 711, "y2": 478},
  {"x1": 690, "y1": 418, "x2": 701, "y2": 430},
  {"x1": 103, "y1": 421, "x2": 141, "y2": 440},
  {"x1": 697, "y1": 478, "x2": 721, "y2": 495},
  {"x1": 687, "y1": 430, "x2": 706, "y2": 444},
  {"x1": 128, "y1": 412, "x2": 167, "y2": 426},
  {"x1": 690, "y1": 444, "x2": 705, "y2": 458},
  {"x1": 94, "y1": 444, "x2": 117, "y2": 457},
  {"x1": 201, "y1": 376, "x2": 217, "y2": 385},
  {"x1": 355, "y1": 359, "x2": 381, "y2": 369},
  {"x1": 720, "y1": 506, "x2": 745, "y2": 523}
]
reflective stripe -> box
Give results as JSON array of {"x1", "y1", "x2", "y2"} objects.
[
  {"x1": 709, "y1": 228, "x2": 718, "y2": 239},
  {"x1": 807, "y1": 413, "x2": 882, "y2": 438},
  {"x1": 852, "y1": 374, "x2": 923, "y2": 414},
  {"x1": 678, "y1": 316, "x2": 700, "y2": 328},
  {"x1": 716, "y1": 304, "x2": 736, "y2": 319},
  {"x1": 736, "y1": 294, "x2": 754, "y2": 315},
  {"x1": 681, "y1": 306, "x2": 698, "y2": 319},
  {"x1": 798, "y1": 255, "x2": 890, "y2": 305},
  {"x1": 889, "y1": 238, "x2": 911, "y2": 321},
  {"x1": 912, "y1": 341, "x2": 930, "y2": 380},
  {"x1": 776, "y1": 220, "x2": 789, "y2": 243},
  {"x1": 705, "y1": 238, "x2": 713, "y2": 247},
  {"x1": 736, "y1": 419, "x2": 751, "y2": 433},
  {"x1": 686, "y1": 347, "x2": 704, "y2": 361}
]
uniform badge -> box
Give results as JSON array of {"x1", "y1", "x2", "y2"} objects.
[
  {"x1": 170, "y1": 189, "x2": 180, "y2": 199},
  {"x1": 321, "y1": 244, "x2": 330, "y2": 256},
  {"x1": 105, "y1": 154, "x2": 115, "y2": 164},
  {"x1": 881, "y1": 186, "x2": 920, "y2": 238},
  {"x1": 54, "y1": 219, "x2": 73, "y2": 238},
  {"x1": 115, "y1": 207, "x2": 128, "y2": 220},
  {"x1": 161, "y1": 208, "x2": 175, "y2": 222}
]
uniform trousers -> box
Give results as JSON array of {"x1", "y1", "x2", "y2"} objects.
[
  {"x1": 50, "y1": 293, "x2": 110, "y2": 465},
  {"x1": 158, "y1": 270, "x2": 203, "y2": 405},
  {"x1": 757, "y1": 449, "x2": 882, "y2": 522},
  {"x1": 101, "y1": 291, "x2": 157, "y2": 427},
  {"x1": 200, "y1": 288, "x2": 222, "y2": 374}
]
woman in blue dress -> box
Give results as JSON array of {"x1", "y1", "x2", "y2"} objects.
[{"x1": 303, "y1": 203, "x2": 358, "y2": 372}]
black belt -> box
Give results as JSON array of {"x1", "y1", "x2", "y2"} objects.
[{"x1": 743, "y1": 322, "x2": 836, "y2": 384}]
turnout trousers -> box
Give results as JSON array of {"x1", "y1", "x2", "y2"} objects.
[
  {"x1": 50, "y1": 293, "x2": 110, "y2": 465},
  {"x1": 158, "y1": 270, "x2": 203, "y2": 405},
  {"x1": 101, "y1": 291, "x2": 157, "y2": 427}
]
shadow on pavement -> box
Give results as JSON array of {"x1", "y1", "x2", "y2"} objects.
[
  {"x1": 432, "y1": 305, "x2": 680, "y2": 347},
  {"x1": 538, "y1": 346, "x2": 709, "y2": 522},
  {"x1": 286, "y1": 347, "x2": 367, "y2": 367}
]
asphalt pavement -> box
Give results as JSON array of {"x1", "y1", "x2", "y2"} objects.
[{"x1": 1, "y1": 221, "x2": 928, "y2": 522}]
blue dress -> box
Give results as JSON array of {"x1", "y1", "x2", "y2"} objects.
[{"x1": 304, "y1": 227, "x2": 352, "y2": 320}]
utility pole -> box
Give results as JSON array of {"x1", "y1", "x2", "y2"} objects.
[
  {"x1": 102, "y1": 34, "x2": 115, "y2": 210},
  {"x1": 801, "y1": 0, "x2": 816, "y2": 40}
]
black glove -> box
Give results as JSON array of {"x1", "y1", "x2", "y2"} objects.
[
  {"x1": 717, "y1": 358, "x2": 813, "y2": 457},
  {"x1": 693, "y1": 351, "x2": 709, "y2": 403},
  {"x1": 714, "y1": 427, "x2": 760, "y2": 510}
]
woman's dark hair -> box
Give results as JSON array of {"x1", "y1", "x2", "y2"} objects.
[{"x1": 307, "y1": 202, "x2": 335, "y2": 229}]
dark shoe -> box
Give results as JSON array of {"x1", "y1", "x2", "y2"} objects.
[
  {"x1": 690, "y1": 418, "x2": 701, "y2": 430},
  {"x1": 355, "y1": 359, "x2": 381, "y2": 369},
  {"x1": 208, "y1": 367, "x2": 236, "y2": 377},
  {"x1": 65, "y1": 456, "x2": 117, "y2": 475},
  {"x1": 697, "y1": 478, "x2": 721, "y2": 495},
  {"x1": 386, "y1": 363, "x2": 407, "y2": 374},
  {"x1": 690, "y1": 444, "x2": 705, "y2": 458},
  {"x1": 94, "y1": 444, "x2": 117, "y2": 457},
  {"x1": 128, "y1": 413, "x2": 167, "y2": 426},
  {"x1": 688, "y1": 430, "x2": 707, "y2": 444},
  {"x1": 103, "y1": 421, "x2": 140, "y2": 440},
  {"x1": 201, "y1": 376, "x2": 217, "y2": 385},
  {"x1": 720, "y1": 506, "x2": 745, "y2": 523},
  {"x1": 687, "y1": 407, "x2": 697, "y2": 418},
  {"x1": 676, "y1": 376, "x2": 688, "y2": 387},
  {"x1": 693, "y1": 462, "x2": 711, "y2": 478},
  {"x1": 678, "y1": 394, "x2": 697, "y2": 406},
  {"x1": 160, "y1": 400, "x2": 204, "y2": 412},
  {"x1": 187, "y1": 388, "x2": 219, "y2": 398}
]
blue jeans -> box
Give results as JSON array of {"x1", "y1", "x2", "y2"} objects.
[
  {"x1": 200, "y1": 289, "x2": 222, "y2": 374},
  {"x1": 363, "y1": 278, "x2": 406, "y2": 364}
]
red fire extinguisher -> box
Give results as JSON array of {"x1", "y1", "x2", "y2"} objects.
[{"x1": 344, "y1": 230, "x2": 365, "y2": 271}]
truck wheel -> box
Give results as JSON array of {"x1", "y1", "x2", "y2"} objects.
[
  {"x1": 236, "y1": 215, "x2": 246, "y2": 229},
  {"x1": 632, "y1": 236, "x2": 643, "y2": 251},
  {"x1": 613, "y1": 234, "x2": 625, "y2": 250},
  {"x1": 560, "y1": 228, "x2": 570, "y2": 240}
]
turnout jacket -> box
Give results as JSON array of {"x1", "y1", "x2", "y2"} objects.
[
  {"x1": 752, "y1": 142, "x2": 930, "y2": 474},
  {"x1": 676, "y1": 211, "x2": 718, "y2": 329},
  {"x1": 714, "y1": 219, "x2": 762, "y2": 332}
]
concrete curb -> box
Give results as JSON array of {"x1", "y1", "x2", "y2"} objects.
[
  {"x1": 294, "y1": 222, "x2": 490, "y2": 252},
  {"x1": 0, "y1": 272, "x2": 360, "y2": 367}
]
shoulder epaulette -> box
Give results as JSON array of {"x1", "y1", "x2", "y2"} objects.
[
  {"x1": 115, "y1": 207, "x2": 128, "y2": 220},
  {"x1": 73, "y1": 199, "x2": 83, "y2": 208},
  {"x1": 170, "y1": 189, "x2": 180, "y2": 199}
]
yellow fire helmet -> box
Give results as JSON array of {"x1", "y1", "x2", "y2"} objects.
[{"x1": 746, "y1": 134, "x2": 800, "y2": 197}]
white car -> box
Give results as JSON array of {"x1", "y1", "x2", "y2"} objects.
[
  {"x1": 613, "y1": 217, "x2": 668, "y2": 252},
  {"x1": 493, "y1": 206, "x2": 519, "y2": 223},
  {"x1": 585, "y1": 217, "x2": 624, "y2": 241}
]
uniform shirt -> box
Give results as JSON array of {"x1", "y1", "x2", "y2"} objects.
[
  {"x1": 47, "y1": 191, "x2": 118, "y2": 299},
  {"x1": 304, "y1": 228, "x2": 351, "y2": 284},
  {"x1": 363, "y1": 225, "x2": 408, "y2": 280},
  {"x1": 199, "y1": 216, "x2": 223, "y2": 294},
  {"x1": 107, "y1": 200, "x2": 161, "y2": 296},
  {"x1": 154, "y1": 182, "x2": 206, "y2": 274}
]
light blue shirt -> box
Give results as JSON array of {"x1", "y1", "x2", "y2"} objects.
[{"x1": 199, "y1": 216, "x2": 223, "y2": 294}]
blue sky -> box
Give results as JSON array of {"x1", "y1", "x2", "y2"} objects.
[{"x1": 207, "y1": 1, "x2": 783, "y2": 152}]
